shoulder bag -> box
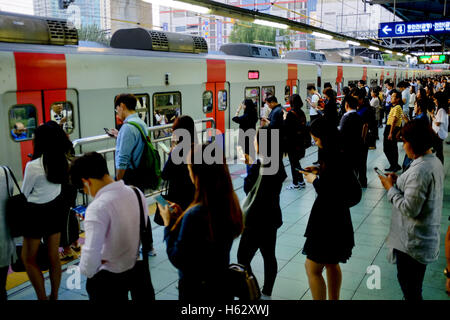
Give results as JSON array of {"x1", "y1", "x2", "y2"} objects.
[
  {"x1": 1, "y1": 166, "x2": 28, "y2": 238},
  {"x1": 228, "y1": 263, "x2": 261, "y2": 301},
  {"x1": 129, "y1": 187, "x2": 155, "y2": 301}
]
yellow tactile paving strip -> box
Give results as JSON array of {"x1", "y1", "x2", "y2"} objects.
[{"x1": 6, "y1": 203, "x2": 157, "y2": 291}]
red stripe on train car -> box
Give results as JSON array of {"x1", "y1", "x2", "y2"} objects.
[
  {"x1": 206, "y1": 59, "x2": 226, "y2": 83},
  {"x1": 288, "y1": 63, "x2": 297, "y2": 80},
  {"x1": 14, "y1": 52, "x2": 68, "y2": 172},
  {"x1": 362, "y1": 67, "x2": 367, "y2": 82},
  {"x1": 336, "y1": 66, "x2": 343, "y2": 83}
]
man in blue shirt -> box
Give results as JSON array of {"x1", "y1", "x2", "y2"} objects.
[
  {"x1": 113, "y1": 93, "x2": 156, "y2": 256},
  {"x1": 10, "y1": 122, "x2": 27, "y2": 141}
]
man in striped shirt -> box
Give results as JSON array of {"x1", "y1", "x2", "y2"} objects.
[{"x1": 383, "y1": 89, "x2": 403, "y2": 172}]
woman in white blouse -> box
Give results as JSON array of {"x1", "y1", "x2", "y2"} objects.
[
  {"x1": 428, "y1": 91, "x2": 449, "y2": 164},
  {"x1": 21, "y1": 122, "x2": 69, "y2": 300},
  {"x1": 409, "y1": 86, "x2": 416, "y2": 120}
]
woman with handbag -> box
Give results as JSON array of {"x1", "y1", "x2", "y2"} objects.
[
  {"x1": 237, "y1": 128, "x2": 287, "y2": 299},
  {"x1": 0, "y1": 166, "x2": 17, "y2": 301},
  {"x1": 158, "y1": 143, "x2": 243, "y2": 301},
  {"x1": 21, "y1": 122, "x2": 70, "y2": 300},
  {"x1": 284, "y1": 94, "x2": 307, "y2": 190},
  {"x1": 301, "y1": 117, "x2": 357, "y2": 300}
]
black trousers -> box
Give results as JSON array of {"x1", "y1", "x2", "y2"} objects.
[
  {"x1": 434, "y1": 138, "x2": 444, "y2": 164},
  {"x1": 383, "y1": 125, "x2": 400, "y2": 168},
  {"x1": 86, "y1": 269, "x2": 131, "y2": 301},
  {"x1": 394, "y1": 249, "x2": 427, "y2": 300},
  {"x1": 357, "y1": 146, "x2": 368, "y2": 187},
  {"x1": 237, "y1": 227, "x2": 278, "y2": 296},
  {"x1": 310, "y1": 114, "x2": 320, "y2": 123},
  {"x1": 287, "y1": 151, "x2": 304, "y2": 185},
  {"x1": 0, "y1": 265, "x2": 8, "y2": 302}
]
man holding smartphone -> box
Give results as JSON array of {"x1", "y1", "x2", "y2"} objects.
[{"x1": 383, "y1": 90, "x2": 403, "y2": 172}]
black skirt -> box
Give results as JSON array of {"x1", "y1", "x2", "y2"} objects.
[{"x1": 23, "y1": 194, "x2": 65, "y2": 239}]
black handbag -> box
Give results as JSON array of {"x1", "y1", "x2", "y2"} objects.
[
  {"x1": 153, "y1": 180, "x2": 168, "y2": 226},
  {"x1": 130, "y1": 187, "x2": 155, "y2": 301},
  {"x1": 228, "y1": 263, "x2": 261, "y2": 301},
  {"x1": 11, "y1": 241, "x2": 50, "y2": 272},
  {"x1": 1, "y1": 166, "x2": 27, "y2": 238}
]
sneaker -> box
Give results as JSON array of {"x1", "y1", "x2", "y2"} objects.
[
  {"x1": 148, "y1": 248, "x2": 157, "y2": 257},
  {"x1": 286, "y1": 183, "x2": 300, "y2": 190},
  {"x1": 298, "y1": 182, "x2": 306, "y2": 189}
]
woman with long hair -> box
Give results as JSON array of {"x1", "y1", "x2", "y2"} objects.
[
  {"x1": 232, "y1": 99, "x2": 258, "y2": 176},
  {"x1": 284, "y1": 94, "x2": 307, "y2": 190},
  {"x1": 158, "y1": 143, "x2": 243, "y2": 301},
  {"x1": 21, "y1": 121, "x2": 70, "y2": 300},
  {"x1": 301, "y1": 117, "x2": 357, "y2": 300},
  {"x1": 429, "y1": 91, "x2": 449, "y2": 164}
]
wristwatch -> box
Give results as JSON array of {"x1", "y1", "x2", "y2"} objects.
[{"x1": 444, "y1": 268, "x2": 450, "y2": 279}]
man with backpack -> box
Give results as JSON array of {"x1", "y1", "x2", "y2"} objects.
[{"x1": 113, "y1": 93, "x2": 157, "y2": 256}]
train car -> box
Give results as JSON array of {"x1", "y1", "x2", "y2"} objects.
[{"x1": 0, "y1": 12, "x2": 445, "y2": 181}]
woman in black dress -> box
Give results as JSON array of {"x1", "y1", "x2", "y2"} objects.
[
  {"x1": 301, "y1": 117, "x2": 357, "y2": 300},
  {"x1": 232, "y1": 99, "x2": 258, "y2": 176}
]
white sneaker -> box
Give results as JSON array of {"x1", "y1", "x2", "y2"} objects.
[
  {"x1": 286, "y1": 183, "x2": 300, "y2": 190},
  {"x1": 148, "y1": 248, "x2": 157, "y2": 257}
]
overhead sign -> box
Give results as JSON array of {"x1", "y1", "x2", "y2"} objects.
[
  {"x1": 418, "y1": 55, "x2": 448, "y2": 64},
  {"x1": 378, "y1": 20, "x2": 450, "y2": 38}
]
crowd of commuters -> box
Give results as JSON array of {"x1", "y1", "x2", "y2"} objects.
[{"x1": 0, "y1": 75, "x2": 449, "y2": 302}]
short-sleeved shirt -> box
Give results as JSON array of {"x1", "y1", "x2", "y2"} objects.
[
  {"x1": 432, "y1": 108, "x2": 449, "y2": 140},
  {"x1": 309, "y1": 93, "x2": 320, "y2": 116},
  {"x1": 387, "y1": 105, "x2": 403, "y2": 127},
  {"x1": 401, "y1": 89, "x2": 410, "y2": 113}
]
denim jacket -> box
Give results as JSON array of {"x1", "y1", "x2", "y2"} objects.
[{"x1": 386, "y1": 153, "x2": 444, "y2": 264}]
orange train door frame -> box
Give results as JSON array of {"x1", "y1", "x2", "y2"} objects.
[
  {"x1": 336, "y1": 66, "x2": 343, "y2": 102},
  {"x1": 285, "y1": 64, "x2": 299, "y2": 110},
  {"x1": 206, "y1": 59, "x2": 227, "y2": 149}
]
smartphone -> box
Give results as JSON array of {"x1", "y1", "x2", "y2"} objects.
[
  {"x1": 374, "y1": 167, "x2": 386, "y2": 177},
  {"x1": 154, "y1": 194, "x2": 173, "y2": 212},
  {"x1": 298, "y1": 169, "x2": 312, "y2": 174},
  {"x1": 104, "y1": 128, "x2": 114, "y2": 137}
]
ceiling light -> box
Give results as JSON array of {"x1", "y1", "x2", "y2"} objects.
[
  {"x1": 143, "y1": 0, "x2": 210, "y2": 14},
  {"x1": 312, "y1": 31, "x2": 333, "y2": 40},
  {"x1": 346, "y1": 40, "x2": 360, "y2": 46},
  {"x1": 368, "y1": 46, "x2": 380, "y2": 51},
  {"x1": 385, "y1": 50, "x2": 392, "y2": 54},
  {"x1": 396, "y1": 52, "x2": 404, "y2": 56},
  {"x1": 253, "y1": 19, "x2": 289, "y2": 29}
]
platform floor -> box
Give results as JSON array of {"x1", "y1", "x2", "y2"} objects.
[{"x1": 7, "y1": 128, "x2": 450, "y2": 300}]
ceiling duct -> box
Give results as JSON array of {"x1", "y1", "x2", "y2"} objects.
[
  {"x1": 0, "y1": 11, "x2": 78, "y2": 45},
  {"x1": 110, "y1": 28, "x2": 208, "y2": 54}
]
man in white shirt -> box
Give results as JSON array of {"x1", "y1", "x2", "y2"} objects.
[
  {"x1": 398, "y1": 82, "x2": 410, "y2": 115},
  {"x1": 70, "y1": 152, "x2": 152, "y2": 301},
  {"x1": 306, "y1": 85, "x2": 321, "y2": 123}
]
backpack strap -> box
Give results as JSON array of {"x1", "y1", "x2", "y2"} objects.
[
  {"x1": 125, "y1": 121, "x2": 149, "y2": 169},
  {"x1": 2, "y1": 166, "x2": 22, "y2": 196}
]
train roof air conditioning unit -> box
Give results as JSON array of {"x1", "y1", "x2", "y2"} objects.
[
  {"x1": 284, "y1": 50, "x2": 327, "y2": 62},
  {"x1": 110, "y1": 28, "x2": 208, "y2": 54},
  {"x1": 0, "y1": 12, "x2": 78, "y2": 45},
  {"x1": 219, "y1": 43, "x2": 279, "y2": 59}
]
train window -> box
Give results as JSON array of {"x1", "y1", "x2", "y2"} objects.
[
  {"x1": 202, "y1": 91, "x2": 213, "y2": 114},
  {"x1": 9, "y1": 104, "x2": 37, "y2": 142},
  {"x1": 245, "y1": 87, "x2": 260, "y2": 110},
  {"x1": 370, "y1": 79, "x2": 378, "y2": 88},
  {"x1": 218, "y1": 90, "x2": 227, "y2": 111},
  {"x1": 153, "y1": 92, "x2": 181, "y2": 124},
  {"x1": 292, "y1": 85, "x2": 298, "y2": 94},
  {"x1": 114, "y1": 94, "x2": 150, "y2": 130},
  {"x1": 284, "y1": 86, "x2": 290, "y2": 102},
  {"x1": 50, "y1": 101, "x2": 74, "y2": 134},
  {"x1": 262, "y1": 86, "x2": 275, "y2": 108}
]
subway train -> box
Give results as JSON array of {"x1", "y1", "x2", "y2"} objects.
[{"x1": 0, "y1": 11, "x2": 447, "y2": 180}]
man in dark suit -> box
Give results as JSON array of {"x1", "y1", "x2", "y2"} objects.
[{"x1": 339, "y1": 95, "x2": 364, "y2": 180}]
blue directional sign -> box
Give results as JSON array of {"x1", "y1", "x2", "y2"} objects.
[{"x1": 378, "y1": 20, "x2": 450, "y2": 38}]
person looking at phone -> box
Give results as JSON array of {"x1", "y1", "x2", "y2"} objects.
[
  {"x1": 377, "y1": 120, "x2": 444, "y2": 300},
  {"x1": 300, "y1": 117, "x2": 357, "y2": 300},
  {"x1": 158, "y1": 143, "x2": 243, "y2": 301},
  {"x1": 306, "y1": 85, "x2": 321, "y2": 123},
  {"x1": 237, "y1": 128, "x2": 287, "y2": 299}
]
